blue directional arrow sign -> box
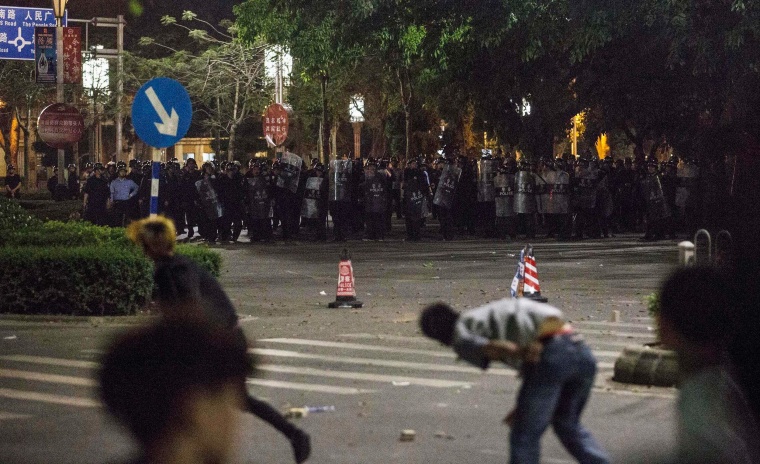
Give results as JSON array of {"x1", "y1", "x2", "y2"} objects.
[{"x1": 131, "y1": 77, "x2": 192, "y2": 149}]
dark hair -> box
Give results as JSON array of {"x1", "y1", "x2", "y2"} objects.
[
  {"x1": 659, "y1": 265, "x2": 738, "y2": 346},
  {"x1": 99, "y1": 320, "x2": 254, "y2": 446},
  {"x1": 419, "y1": 302, "x2": 459, "y2": 345}
]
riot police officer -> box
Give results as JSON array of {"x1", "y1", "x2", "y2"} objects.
[
  {"x1": 362, "y1": 161, "x2": 388, "y2": 241},
  {"x1": 245, "y1": 160, "x2": 274, "y2": 242},
  {"x1": 300, "y1": 163, "x2": 328, "y2": 241}
]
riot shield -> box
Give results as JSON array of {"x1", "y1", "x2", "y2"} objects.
[
  {"x1": 645, "y1": 175, "x2": 671, "y2": 220},
  {"x1": 364, "y1": 177, "x2": 387, "y2": 214},
  {"x1": 276, "y1": 152, "x2": 303, "y2": 194},
  {"x1": 195, "y1": 178, "x2": 223, "y2": 220},
  {"x1": 329, "y1": 160, "x2": 352, "y2": 202},
  {"x1": 494, "y1": 173, "x2": 516, "y2": 218},
  {"x1": 676, "y1": 162, "x2": 699, "y2": 208},
  {"x1": 546, "y1": 170, "x2": 570, "y2": 214},
  {"x1": 404, "y1": 176, "x2": 424, "y2": 219},
  {"x1": 575, "y1": 168, "x2": 598, "y2": 210},
  {"x1": 534, "y1": 171, "x2": 552, "y2": 214},
  {"x1": 513, "y1": 170, "x2": 536, "y2": 214},
  {"x1": 477, "y1": 159, "x2": 495, "y2": 202},
  {"x1": 246, "y1": 177, "x2": 272, "y2": 219},
  {"x1": 433, "y1": 164, "x2": 461, "y2": 209},
  {"x1": 301, "y1": 177, "x2": 325, "y2": 219}
]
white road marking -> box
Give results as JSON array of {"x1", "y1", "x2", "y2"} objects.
[
  {"x1": 246, "y1": 379, "x2": 375, "y2": 395},
  {"x1": 0, "y1": 369, "x2": 95, "y2": 387},
  {"x1": 573, "y1": 320, "x2": 655, "y2": 329},
  {"x1": 251, "y1": 348, "x2": 516, "y2": 376},
  {"x1": 258, "y1": 364, "x2": 472, "y2": 388},
  {"x1": 339, "y1": 333, "x2": 438, "y2": 344},
  {"x1": 574, "y1": 328, "x2": 655, "y2": 339},
  {"x1": 0, "y1": 411, "x2": 33, "y2": 420},
  {"x1": 259, "y1": 338, "x2": 456, "y2": 358},
  {"x1": 1, "y1": 355, "x2": 97, "y2": 369},
  {"x1": 0, "y1": 388, "x2": 98, "y2": 408}
]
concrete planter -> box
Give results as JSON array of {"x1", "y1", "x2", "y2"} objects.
[{"x1": 613, "y1": 345, "x2": 679, "y2": 387}]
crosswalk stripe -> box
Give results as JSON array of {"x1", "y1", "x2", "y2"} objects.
[
  {"x1": 246, "y1": 379, "x2": 375, "y2": 395},
  {"x1": 0, "y1": 388, "x2": 98, "y2": 408},
  {"x1": 339, "y1": 333, "x2": 437, "y2": 344},
  {"x1": 258, "y1": 364, "x2": 472, "y2": 388},
  {"x1": 1, "y1": 355, "x2": 97, "y2": 369},
  {"x1": 252, "y1": 348, "x2": 516, "y2": 376},
  {"x1": 0, "y1": 369, "x2": 95, "y2": 387},
  {"x1": 0, "y1": 411, "x2": 33, "y2": 420},
  {"x1": 573, "y1": 320, "x2": 655, "y2": 329},
  {"x1": 259, "y1": 338, "x2": 456, "y2": 358},
  {"x1": 573, "y1": 328, "x2": 655, "y2": 339}
]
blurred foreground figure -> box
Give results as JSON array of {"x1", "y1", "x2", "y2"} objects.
[
  {"x1": 420, "y1": 298, "x2": 610, "y2": 464},
  {"x1": 99, "y1": 320, "x2": 253, "y2": 464},
  {"x1": 127, "y1": 216, "x2": 312, "y2": 463},
  {"x1": 658, "y1": 266, "x2": 760, "y2": 464}
]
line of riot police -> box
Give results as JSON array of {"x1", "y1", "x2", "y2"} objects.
[{"x1": 68, "y1": 150, "x2": 704, "y2": 243}]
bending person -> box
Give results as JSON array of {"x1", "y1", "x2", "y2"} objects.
[
  {"x1": 419, "y1": 298, "x2": 610, "y2": 464},
  {"x1": 127, "y1": 216, "x2": 311, "y2": 464}
]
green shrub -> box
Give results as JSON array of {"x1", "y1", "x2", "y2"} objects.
[
  {"x1": 176, "y1": 244, "x2": 222, "y2": 277},
  {"x1": 0, "y1": 246, "x2": 154, "y2": 316},
  {"x1": 18, "y1": 199, "x2": 82, "y2": 222},
  {"x1": 0, "y1": 221, "x2": 131, "y2": 247},
  {"x1": 0, "y1": 196, "x2": 43, "y2": 231}
]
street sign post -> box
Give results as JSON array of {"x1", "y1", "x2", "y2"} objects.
[
  {"x1": 37, "y1": 103, "x2": 84, "y2": 149},
  {"x1": 263, "y1": 103, "x2": 289, "y2": 147},
  {"x1": 132, "y1": 77, "x2": 193, "y2": 216},
  {"x1": 0, "y1": 6, "x2": 66, "y2": 61}
]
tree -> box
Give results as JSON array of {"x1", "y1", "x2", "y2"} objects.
[{"x1": 131, "y1": 11, "x2": 270, "y2": 161}]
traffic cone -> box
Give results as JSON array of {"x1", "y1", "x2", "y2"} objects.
[
  {"x1": 328, "y1": 249, "x2": 363, "y2": 308},
  {"x1": 522, "y1": 246, "x2": 548, "y2": 302}
]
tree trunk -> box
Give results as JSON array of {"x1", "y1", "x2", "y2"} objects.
[
  {"x1": 228, "y1": 123, "x2": 237, "y2": 162},
  {"x1": 320, "y1": 72, "x2": 330, "y2": 165},
  {"x1": 397, "y1": 68, "x2": 412, "y2": 160}
]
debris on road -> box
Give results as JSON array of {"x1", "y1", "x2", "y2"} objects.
[
  {"x1": 3, "y1": 335, "x2": 17, "y2": 340},
  {"x1": 399, "y1": 430, "x2": 416, "y2": 442},
  {"x1": 434, "y1": 431, "x2": 455, "y2": 440},
  {"x1": 391, "y1": 381, "x2": 410, "y2": 386}
]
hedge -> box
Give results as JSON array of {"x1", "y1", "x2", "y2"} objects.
[
  {"x1": 18, "y1": 199, "x2": 82, "y2": 222},
  {"x1": 0, "y1": 246, "x2": 154, "y2": 315},
  {"x1": 0, "y1": 196, "x2": 224, "y2": 315}
]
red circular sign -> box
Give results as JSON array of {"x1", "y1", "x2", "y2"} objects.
[
  {"x1": 37, "y1": 103, "x2": 85, "y2": 149},
  {"x1": 263, "y1": 103, "x2": 289, "y2": 146}
]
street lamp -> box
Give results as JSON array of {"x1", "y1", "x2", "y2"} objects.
[
  {"x1": 53, "y1": 0, "x2": 68, "y2": 188},
  {"x1": 349, "y1": 94, "x2": 364, "y2": 159}
]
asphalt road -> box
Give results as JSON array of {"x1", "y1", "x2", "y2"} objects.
[{"x1": 0, "y1": 231, "x2": 681, "y2": 464}]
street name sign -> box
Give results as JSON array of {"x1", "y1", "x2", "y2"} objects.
[
  {"x1": 0, "y1": 6, "x2": 66, "y2": 60},
  {"x1": 37, "y1": 103, "x2": 85, "y2": 149},
  {"x1": 131, "y1": 77, "x2": 192, "y2": 149}
]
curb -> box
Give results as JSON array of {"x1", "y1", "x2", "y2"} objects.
[
  {"x1": 0, "y1": 314, "x2": 159, "y2": 325},
  {"x1": 613, "y1": 345, "x2": 679, "y2": 387}
]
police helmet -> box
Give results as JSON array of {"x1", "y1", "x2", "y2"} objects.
[
  {"x1": 202, "y1": 161, "x2": 215, "y2": 172},
  {"x1": 67, "y1": 163, "x2": 76, "y2": 169},
  {"x1": 116, "y1": 160, "x2": 127, "y2": 169},
  {"x1": 185, "y1": 158, "x2": 197, "y2": 167},
  {"x1": 85, "y1": 162, "x2": 94, "y2": 169},
  {"x1": 93, "y1": 163, "x2": 104, "y2": 171}
]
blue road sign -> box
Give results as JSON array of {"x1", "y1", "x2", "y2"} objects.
[
  {"x1": 131, "y1": 77, "x2": 192, "y2": 149},
  {"x1": 0, "y1": 6, "x2": 66, "y2": 61}
]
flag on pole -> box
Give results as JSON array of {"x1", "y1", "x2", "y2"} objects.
[{"x1": 510, "y1": 249, "x2": 525, "y2": 297}]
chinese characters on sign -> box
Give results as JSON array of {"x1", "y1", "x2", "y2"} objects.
[
  {"x1": 34, "y1": 27, "x2": 55, "y2": 83},
  {"x1": 263, "y1": 103, "x2": 289, "y2": 147},
  {"x1": 0, "y1": 6, "x2": 64, "y2": 61},
  {"x1": 37, "y1": 103, "x2": 85, "y2": 149},
  {"x1": 336, "y1": 261, "x2": 356, "y2": 297},
  {"x1": 34, "y1": 26, "x2": 81, "y2": 84},
  {"x1": 63, "y1": 27, "x2": 81, "y2": 84}
]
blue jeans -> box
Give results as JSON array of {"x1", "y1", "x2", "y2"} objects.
[{"x1": 510, "y1": 334, "x2": 610, "y2": 464}]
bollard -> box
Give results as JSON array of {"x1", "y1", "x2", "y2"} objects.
[{"x1": 678, "y1": 241, "x2": 695, "y2": 266}]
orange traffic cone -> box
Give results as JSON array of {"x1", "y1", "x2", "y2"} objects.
[
  {"x1": 522, "y1": 245, "x2": 548, "y2": 302},
  {"x1": 328, "y1": 249, "x2": 364, "y2": 308}
]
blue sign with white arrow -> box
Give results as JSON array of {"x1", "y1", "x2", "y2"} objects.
[{"x1": 131, "y1": 77, "x2": 192, "y2": 149}]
